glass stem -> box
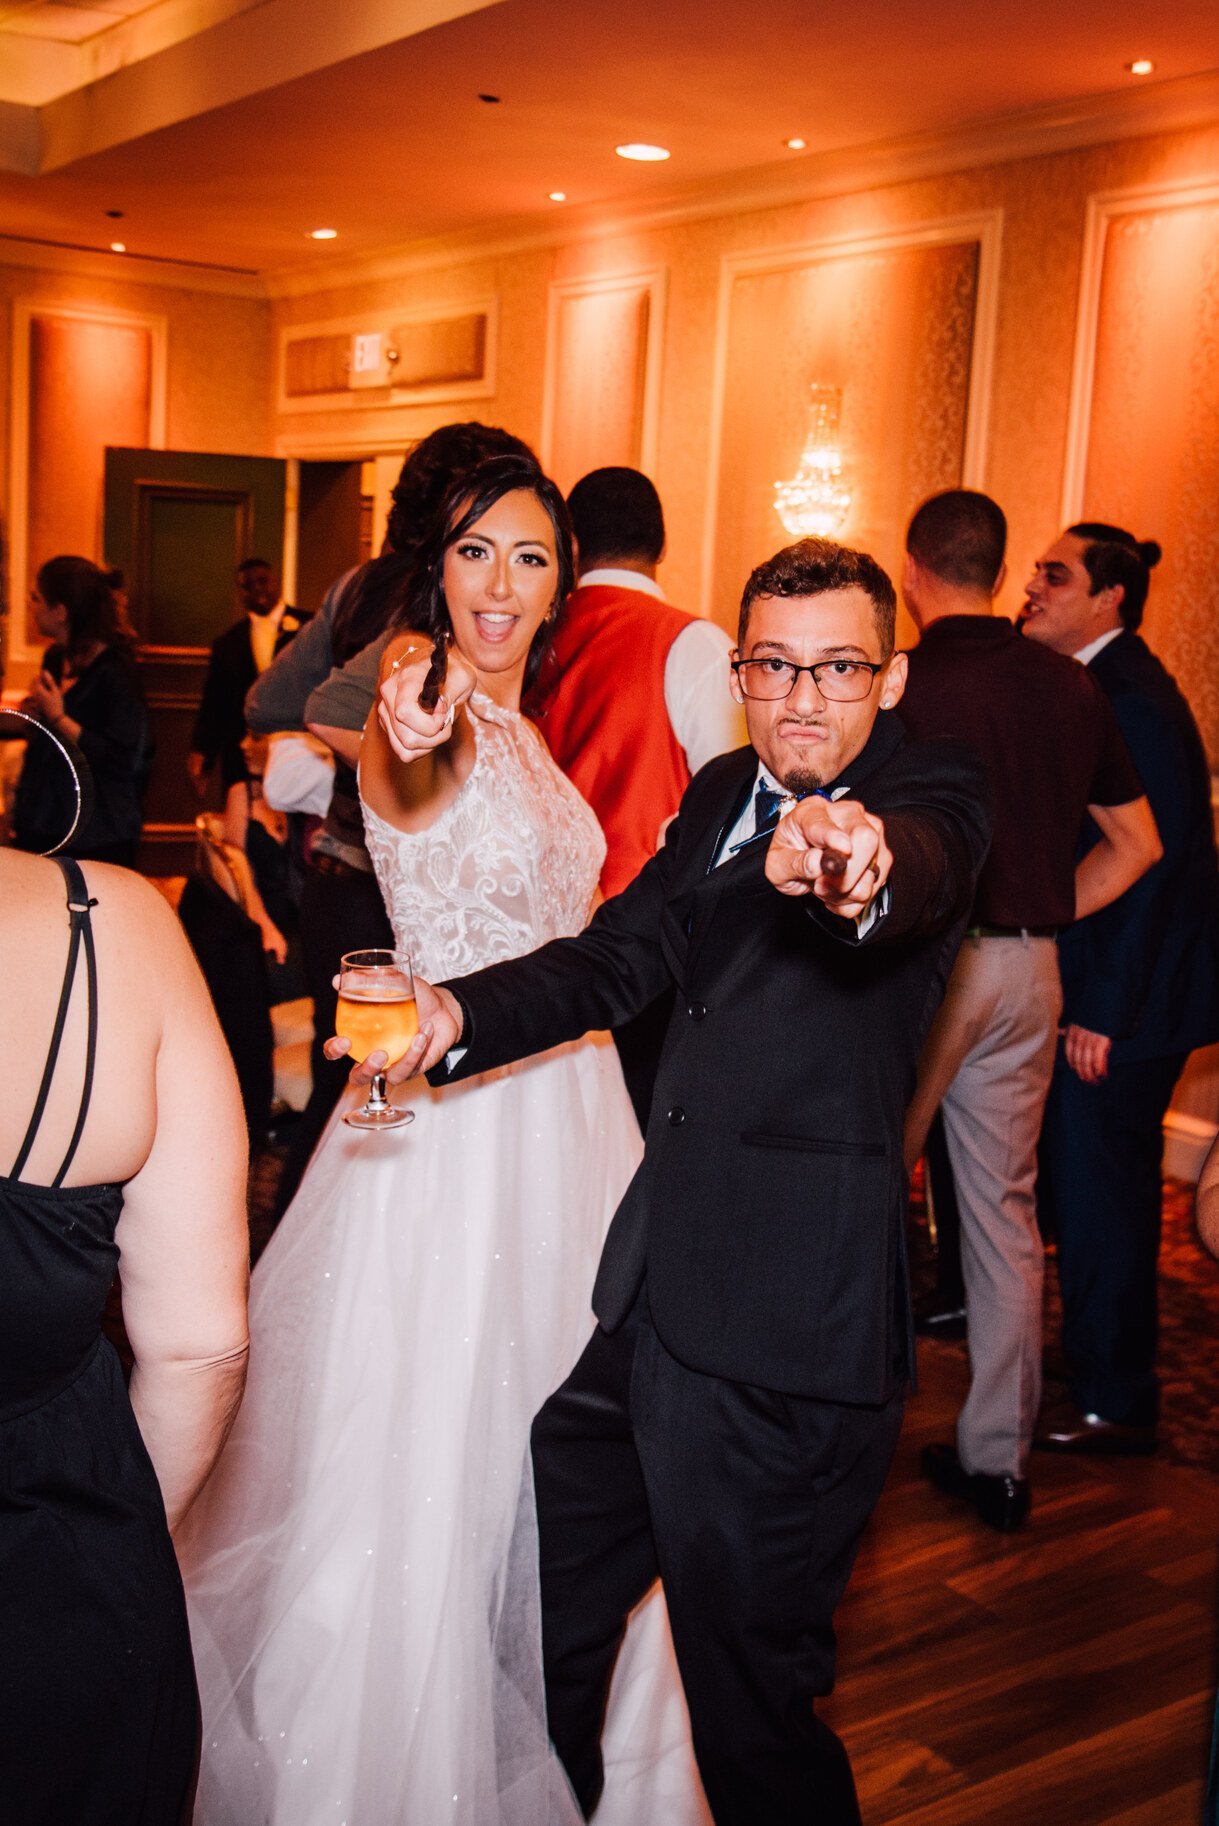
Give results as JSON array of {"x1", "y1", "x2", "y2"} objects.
[{"x1": 367, "y1": 1071, "x2": 389, "y2": 1111}]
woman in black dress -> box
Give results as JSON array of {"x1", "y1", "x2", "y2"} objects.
[
  {"x1": 15, "y1": 556, "x2": 151, "y2": 865},
  {"x1": 0, "y1": 840, "x2": 249, "y2": 1824}
]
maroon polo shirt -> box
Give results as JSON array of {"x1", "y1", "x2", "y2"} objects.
[{"x1": 899, "y1": 615, "x2": 1143, "y2": 929}]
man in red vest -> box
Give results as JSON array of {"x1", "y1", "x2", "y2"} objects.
[
  {"x1": 541, "y1": 467, "x2": 744, "y2": 892},
  {"x1": 537, "y1": 467, "x2": 745, "y2": 1123}
]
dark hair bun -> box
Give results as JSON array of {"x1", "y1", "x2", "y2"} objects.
[
  {"x1": 1137, "y1": 540, "x2": 1162, "y2": 569},
  {"x1": 103, "y1": 566, "x2": 125, "y2": 591}
]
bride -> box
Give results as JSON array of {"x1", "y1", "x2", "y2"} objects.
[{"x1": 177, "y1": 453, "x2": 708, "y2": 1824}]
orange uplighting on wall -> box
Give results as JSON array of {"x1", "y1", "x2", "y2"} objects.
[{"x1": 25, "y1": 314, "x2": 153, "y2": 643}]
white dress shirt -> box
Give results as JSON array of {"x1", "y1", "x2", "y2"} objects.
[
  {"x1": 249, "y1": 600, "x2": 287, "y2": 674},
  {"x1": 577, "y1": 568, "x2": 746, "y2": 772},
  {"x1": 262, "y1": 732, "x2": 335, "y2": 817},
  {"x1": 1072, "y1": 627, "x2": 1123, "y2": 668}
]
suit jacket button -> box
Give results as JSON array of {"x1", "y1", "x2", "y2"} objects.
[
  {"x1": 668, "y1": 1106, "x2": 686, "y2": 1126},
  {"x1": 688, "y1": 1002, "x2": 706, "y2": 1020}
]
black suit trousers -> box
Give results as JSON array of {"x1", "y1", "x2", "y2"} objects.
[
  {"x1": 1039, "y1": 1047, "x2": 1188, "y2": 1426},
  {"x1": 531, "y1": 1293, "x2": 903, "y2": 1824}
]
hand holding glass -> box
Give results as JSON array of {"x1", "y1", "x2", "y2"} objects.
[{"x1": 335, "y1": 949, "x2": 418, "y2": 1130}]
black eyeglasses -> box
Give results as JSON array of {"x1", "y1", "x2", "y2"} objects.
[{"x1": 732, "y1": 657, "x2": 886, "y2": 702}]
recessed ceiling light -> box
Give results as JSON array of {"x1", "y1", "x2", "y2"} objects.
[
  {"x1": 1126, "y1": 58, "x2": 1154, "y2": 75},
  {"x1": 109, "y1": 241, "x2": 126, "y2": 254},
  {"x1": 478, "y1": 92, "x2": 501, "y2": 104},
  {"x1": 105, "y1": 208, "x2": 124, "y2": 220},
  {"x1": 309, "y1": 228, "x2": 338, "y2": 240},
  {"x1": 784, "y1": 137, "x2": 807, "y2": 151},
  {"x1": 548, "y1": 191, "x2": 567, "y2": 202},
  {"x1": 615, "y1": 142, "x2": 670, "y2": 162}
]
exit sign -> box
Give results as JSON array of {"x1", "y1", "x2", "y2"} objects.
[{"x1": 349, "y1": 331, "x2": 386, "y2": 388}]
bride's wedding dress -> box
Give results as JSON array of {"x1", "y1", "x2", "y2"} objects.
[{"x1": 178, "y1": 692, "x2": 708, "y2": 1824}]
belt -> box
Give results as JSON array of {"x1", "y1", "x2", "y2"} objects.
[
  {"x1": 309, "y1": 848, "x2": 373, "y2": 883},
  {"x1": 966, "y1": 923, "x2": 1058, "y2": 939}
]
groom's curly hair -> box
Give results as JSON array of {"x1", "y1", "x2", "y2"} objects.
[
  {"x1": 397, "y1": 454, "x2": 575, "y2": 693},
  {"x1": 739, "y1": 539, "x2": 896, "y2": 657}
]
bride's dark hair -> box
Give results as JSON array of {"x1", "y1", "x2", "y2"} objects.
[{"x1": 395, "y1": 454, "x2": 574, "y2": 691}]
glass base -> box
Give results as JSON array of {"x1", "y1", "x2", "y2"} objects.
[{"x1": 342, "y1": 1103, "x2": 415, "y2": 1131}]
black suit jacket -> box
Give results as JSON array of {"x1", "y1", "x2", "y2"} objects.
[
  {"x1": 191, "y1": 610, "x2": 309, "y2": 790},
  {"x1": 435, "y1": 713, "x2": 990, "y2": 1404},
  {"x1": 1058, "y1": 631, "x2": 1219, "y2": 1062}
]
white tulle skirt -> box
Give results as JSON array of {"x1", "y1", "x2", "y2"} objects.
[{"x1": 177, "y1": 1035, "x2": 708, "y2": 1825}]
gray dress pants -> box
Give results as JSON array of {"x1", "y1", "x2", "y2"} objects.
[{"x1": 904, "y1": 934, "x2": 1062, "y2": 1478}]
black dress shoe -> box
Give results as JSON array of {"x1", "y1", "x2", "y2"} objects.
[
  {"x1": 920, "y1": 1441, "x2": 1030, "y2": 1533},
  {"x1": 1033, "y1": 1402, "x2": 1157, "y2": 1456}
]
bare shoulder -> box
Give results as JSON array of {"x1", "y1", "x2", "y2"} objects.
[{"x1": 76, "y1": 863, "x2": 205, "y2": 998}]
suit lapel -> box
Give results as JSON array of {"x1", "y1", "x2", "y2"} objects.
[{"x1": 679, "y1": 759, "x2": 758, "y2": 977}]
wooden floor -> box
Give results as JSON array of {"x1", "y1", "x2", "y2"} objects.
[{"x1": 821, "y1": 1341, "x2": 1217, "y2": 1825}]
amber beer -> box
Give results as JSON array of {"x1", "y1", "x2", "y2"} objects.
[{"x1": 334, "y1": 986, "x2": 419, "y2": 1065}]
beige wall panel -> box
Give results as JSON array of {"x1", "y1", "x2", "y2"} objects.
[
  {"x1": 710, "y1": 240, "x2": 977, "y2": 627},
  {"x1": 1082, "y1": 199, "x2": 1219, "y2": 761},
  {"x1": 547, "y1": 286, "x2": 650, "y2": 494},
  {"x1": 26, "y1": 314, "x2": 152, "y2": 638},
  {"x1": 264, "y1": 117, "x2": 1219, "y2": 640},
  {"x1": 1, "y1": 264, "x2": 273, "y2": 680},
  {"x1": 271, "y1": 250, "x2": 553, "y2": 460}
]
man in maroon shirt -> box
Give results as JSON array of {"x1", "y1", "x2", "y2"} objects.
[{"x1": 898, "y1": 490, "x2": 1160, "y2": 1530}]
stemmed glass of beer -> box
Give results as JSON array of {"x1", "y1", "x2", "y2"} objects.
[{"x1": 335, "y1": 949, "x2": 418, "y2": 1130}]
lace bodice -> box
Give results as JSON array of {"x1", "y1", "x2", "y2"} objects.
[{"x1": 362, "y1": 691, "x2": 606, "y2": 982}]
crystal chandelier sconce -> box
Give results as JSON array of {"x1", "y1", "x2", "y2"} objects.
[{"x1": 773, "y1": 383, "x2": 852, "y2": 538}]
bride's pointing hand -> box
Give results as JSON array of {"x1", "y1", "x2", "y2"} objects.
[{"x1": 377, "y1": 643, "x2": 477, "y2": 766}]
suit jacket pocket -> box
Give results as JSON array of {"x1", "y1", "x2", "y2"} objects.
[{"x1": 741, "y1": 1130, "x2": 886, "y2": 1158}]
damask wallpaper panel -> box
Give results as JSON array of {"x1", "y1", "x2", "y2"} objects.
[
  {"x1": 1083, "y1": 198, "x2": 1219, "y2": 762},
  {"x1": 709, "y1": 238, "x2": 979, "y2": 629},
  {"x1": 545, "y1": 281, "x2": 653, "y2": 495}
]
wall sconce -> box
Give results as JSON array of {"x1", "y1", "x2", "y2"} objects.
[{"x1": 773, "y1": 383, "x2": 852, "y2": 538}]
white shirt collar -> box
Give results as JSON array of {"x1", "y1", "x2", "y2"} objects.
[
  {"x1": 577, "y1": 567, "x2": 666, "y2": 601},
  {"x1": 1072, "y1": 626, "x2": 1123, "y2": 667}
]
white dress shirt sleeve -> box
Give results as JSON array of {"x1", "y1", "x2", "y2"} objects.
[
  {"x1": 663, "y1": 621, "x2": 747, "y2": 774},
  {"x1": 262, "y1": 734, "x2": 336, "y2": 817}
]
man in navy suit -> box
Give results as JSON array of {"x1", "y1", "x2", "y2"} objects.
[{"x1": 1023, "y1": 523, "x2": 1219, "y2": 1451}]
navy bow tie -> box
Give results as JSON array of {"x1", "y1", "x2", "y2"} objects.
[
  {"x1": 753, "y1": 782, "x2": 787, "y2": 837},
  {"x1": 727, "y1": 781, "x2": 832, "y2": 858}
]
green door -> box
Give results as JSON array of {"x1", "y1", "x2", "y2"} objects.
[{"x1": 103, "y1": 447, "x2": 286, "y2": 875}]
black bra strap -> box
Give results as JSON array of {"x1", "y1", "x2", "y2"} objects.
[{"x1": 9, "y1": 858, "x2": 100, "y2": 1186}]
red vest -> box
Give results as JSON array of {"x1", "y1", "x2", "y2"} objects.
[{"x1": 536, "y1": 584, "x2": 695, "y2": 897}]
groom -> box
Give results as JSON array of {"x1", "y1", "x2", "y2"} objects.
[{"x1": 388, "y1": 538, "x2": 990, "y2": 1822}]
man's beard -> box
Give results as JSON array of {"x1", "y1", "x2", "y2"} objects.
[{"x1": 778, "y1": 762, "x2": 825, "y2": 796}]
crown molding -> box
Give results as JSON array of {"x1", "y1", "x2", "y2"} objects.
[
  {"x1": 264, "y1": 65, "x2": 1219, "y2": 302},
  {"x1": 0, "y1": 234, "x2": 266, "y2": 297}
]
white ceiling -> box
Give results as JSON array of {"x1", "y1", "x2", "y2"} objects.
[{"x1": 0, "y1": 0, "x2": 1216, "y2": 278}]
